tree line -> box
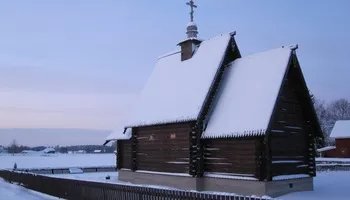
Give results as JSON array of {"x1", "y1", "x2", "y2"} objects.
[{"x1": 4, "y1": 140, "x2": 116, "y2": 154}]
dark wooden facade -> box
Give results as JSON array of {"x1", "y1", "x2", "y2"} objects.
[
  {"x1": 118, "y1": 122, "x2": 194, "y2": 173},
  {"x1": 266, "y1": 55, "x2": 318, "y2": 180},
  {"x1": 324, "y1": 138, "x2": 350, "y2": 158},
  {"x1": 116, "y1": 39, "x2": 321, "y2": 182},
  {"x1": 203, "y1": 137, "x2": 264, "y2": 179}
]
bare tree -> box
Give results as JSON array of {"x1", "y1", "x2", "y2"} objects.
[
  {"x1": 7, "y1": 139, "x2": 19, "y2": 154},
  {"x1": 314, "y1": 99, "x2": 329, "y2": 134},
  {"x1": 328, "y1": 99, "x2": 350, "y2": 121}
]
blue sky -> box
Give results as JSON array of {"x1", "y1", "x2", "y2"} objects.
[{"x1": 0, "y1": 0, "x2": 349, "y2": 131}]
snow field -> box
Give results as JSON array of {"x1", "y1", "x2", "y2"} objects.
[{"x1": 0, "y1": 153, "x2": 115, "y2": 169}]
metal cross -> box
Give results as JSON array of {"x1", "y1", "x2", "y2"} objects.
[{"x1": 186, "y1": 0, "x2": 197, "y2": 22}]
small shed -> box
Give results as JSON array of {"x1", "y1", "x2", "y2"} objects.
[{"x1": 321, "y1": 120, "x2": 350, "y2": 158}]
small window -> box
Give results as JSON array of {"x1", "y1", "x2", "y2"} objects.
[{"x1": 170, "y1": 133, "x2": 176, "y2": 139}]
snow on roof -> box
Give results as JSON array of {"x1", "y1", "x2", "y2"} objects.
[
  {"x1": 317, "y1": 146, "x2": 336, "y2": 152},
  {"x1": 125, "y1": 33, "x2": 231, "y2": 127},
  {"x1": 202, "y1": 47, "x2": 292, "y2": 138},
  {"x1": 330, "y1": 120, "x2": 350, "y2": 139},
  {"x1": 106, "y1": 127, "x2": 132, "y2": 141}
]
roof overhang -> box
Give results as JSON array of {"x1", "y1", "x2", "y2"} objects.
[{"x1": 103, "y1": 128, "x2": 132, "y2": 145}]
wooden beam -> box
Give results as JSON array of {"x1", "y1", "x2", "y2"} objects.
[
  {"x1": 189, "y1": 123, "x2": 198, "y2": 177},
  {"x1": 116, "y1": 141, "x2": 121, "y2": 169},
  {"x1": 196, "y1": 122, "x2": 204, "y2": 177},
  {"x1": 131, "y1": 128, "x2": 137, "y2": 171},
  {"x1": 264, "y1": 134, "x2": 272, "y2": 181},
  {"x1": 256, "y1": 137, "x2": 266, "y2": 181}
]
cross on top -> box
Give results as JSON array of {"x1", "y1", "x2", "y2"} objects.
[{"x1": 186, "y1": 0, "x2": 197, "y2": 22}]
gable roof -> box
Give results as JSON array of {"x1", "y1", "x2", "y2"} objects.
[
  {"x1": 125, "y1": 33, "x2": 232, "y2": 128},
  {"x1": 202, "y1": 47, "x2": 292, "y2": 138},
  {"x1": 330, "y1": 120, "x2": 350, "y2": 139},
  {"x1": 105, "y1": 31, "x2": 320, "y2": 143}
]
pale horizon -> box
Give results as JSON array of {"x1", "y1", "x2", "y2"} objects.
[{"x1": 0, "y1": 0, "x2": 349, "y2": 145}]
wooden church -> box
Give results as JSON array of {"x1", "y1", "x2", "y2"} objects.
[{"x1": 105, "y1": 1, "x2": 322, "y2": 197}]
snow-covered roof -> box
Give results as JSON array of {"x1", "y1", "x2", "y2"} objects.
[
  {"x1": 330, "y1": 120, "x2": 350, "y2": 139},
  {"x1": 202, "y1": 47, "x2": 292, "y2": 138},
  {"x1": 106, "y1": 127, "x2": 132, "y2": 141},
  {"x1": 125, "y1": 33, "x2": 231, "y2": 127}
]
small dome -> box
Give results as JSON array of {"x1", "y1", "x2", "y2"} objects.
[{"x1": 186, "y1": 22, "x2": 198, "y2": 38}]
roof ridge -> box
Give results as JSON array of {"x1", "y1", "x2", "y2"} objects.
[{"x1": 236, "y1": 46, "x2": 292, "y2": 61}]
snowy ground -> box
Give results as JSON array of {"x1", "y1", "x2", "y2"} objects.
[
  {"x1": 316, "y1": 157, "x2": 350, "y2": 162},
  {"x1": 0, "y1": 153, "x2": 115, "y2": 169},
  {"x1": 0, "y1": 178, "x2": 59, "y2": 200},
  {"x1": 281, "y1": 171, "x2": 350, "y2": 200},
  {"x1": 46, "y1": 171, "x2": 350, "y2": 200},
  {"x1": 47, "y1": 172, "x2": 118, "y2": 184}
]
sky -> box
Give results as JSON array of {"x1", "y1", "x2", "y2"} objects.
[{"x1": 0, "y1": 0, "x2": 349, "y2": 145}]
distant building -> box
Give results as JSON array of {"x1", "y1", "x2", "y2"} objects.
[
  {"x1": 319, "y1": 120, "x2": 350, "y2": 158},
  {"x1": 93, "y1": 150, "x2": 102, "y2": 153},
  {"x1": 43, "y1": 148, "x2": 55, "y2": 154},
  {"x1": 77, "y1": 150, "x2": 86, "y2": 154}
]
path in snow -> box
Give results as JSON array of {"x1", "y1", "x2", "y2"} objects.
[{"x1": 0, "y1": 178, "x2": 58, "y2": 200}]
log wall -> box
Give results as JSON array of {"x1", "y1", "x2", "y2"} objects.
[
  {"x1": 134, "y1": 122, "x2": 194, "y2": 173},
  {"x1": 203, "y1": 137, "x2": 263, "y2": 179},
  {"x1": 268, "y1": 64, "x2": 311, "y2": 177}
]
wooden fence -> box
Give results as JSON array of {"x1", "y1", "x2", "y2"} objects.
[
  {"x1": 15, "y1": 166, "x2": 116, "y2": 174},
  {"x1": 315, "y1": 160, "x2": 350, "y2": 172},
  {"x1": 0, "y1": 170, "x2": 270, "y2": 200}
]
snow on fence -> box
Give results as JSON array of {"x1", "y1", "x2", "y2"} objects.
[
  {"x1": 0, "y1": 170, "x2": 271, "y2": 200},
  {"x1": 15, "y1": 166, "x2": 116, "y2": 174},
  {"x1": 316, "y1": 163, "x2": 350, "y2": 172}
]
